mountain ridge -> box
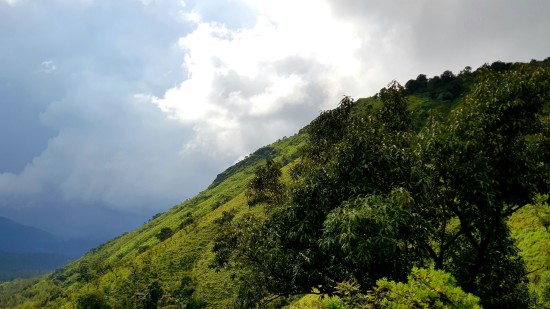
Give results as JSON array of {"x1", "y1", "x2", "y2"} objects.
[{"x1": 0, "y1": 216, "x2": 58, "y2": 254}]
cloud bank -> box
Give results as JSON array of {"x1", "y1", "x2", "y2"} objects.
[{"x1": 1, "y1": 0, "x2": 549, "y2": 238}]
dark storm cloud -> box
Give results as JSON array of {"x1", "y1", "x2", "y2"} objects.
[
  {"x1": 2, "y1": 0, "x2": 549, "y2": 239},
  {"x1": 0, "y1": 0, "x2": 189, "y2": 175},
  {"x1": 0, "y1": 0, "x2": 222, "y2": 237},
  {"x1": 327, "y1": 0, "x2": 550, "y2": 82}
]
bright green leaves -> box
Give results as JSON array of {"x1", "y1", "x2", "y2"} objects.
[
  {"x1": 320, "y1": 189, "x2": 421, "y2": 287},
  {"x1": 339, "y1": 267, "x2": 481, "y2": 309},
  {"x1": 533, "y1": 194, "x2": 550, "y2": 232}
]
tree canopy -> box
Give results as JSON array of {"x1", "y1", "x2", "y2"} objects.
[{"x1": 212, "y1": 63, "x2": 550, "y2": 308}]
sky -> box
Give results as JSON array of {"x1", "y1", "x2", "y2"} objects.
[{"x1": 1, "y1": 0, "x2": 549, "y2": 239}]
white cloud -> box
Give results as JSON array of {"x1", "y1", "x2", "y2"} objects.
[
  {"x1": 151, "y1": 0, "x2": 370, "y2": 160},
  {"x1": 1, "y1": 0, "x2": 19, "y2": 6},
  {"x1": 39, "y1": 60, "x2": 57, "y2": 73}
]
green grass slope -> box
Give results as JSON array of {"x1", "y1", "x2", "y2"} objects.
[{"x1": 0, "y1": 134, "x2": 306, "y2": 309}]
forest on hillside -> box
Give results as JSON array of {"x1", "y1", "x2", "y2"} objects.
[
  {"x1": 1, "y1": 59, "x2": 549, "y2": 309},
  {"x1": 211, "y1": 60, "x2": 550, "y2": 308}
]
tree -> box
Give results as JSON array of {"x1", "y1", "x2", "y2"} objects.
[
  {"x1": 77, "y1": 293, "x2": 110, "y2": 309},
  {"x1": 144, "y1": 281, "x2": 163, "y2": 309},
  {"x1": 297, "y1": 95, "x2": 355, "y2": 165},
  {"x1": 410, "y1": 64, "x2": 550, "y2": 307},
  {"x1": 156, "y1": 227, "x2": 173, "y2": 242},
  {"x1": 377, "y1": 81, "x2": 412, "y2": 132},
  {"x1": 405, "y1": 74, "x2": 428, "y2": 94},
  {"x1": 245, "y1": 160, "x2": 285, "y2": 208},
  {"x1": 212, "y1": 65, "x2": 550, "y2": 308},
  {"x1": 213, "y1": 82, "x2": 418, "y2": 305}
]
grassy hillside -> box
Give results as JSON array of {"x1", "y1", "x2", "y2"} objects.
[
  {"x1": 1, "y1": 59, "x2": 549, "y2": 309},
  {"x1": 0, "y1": 133, "x2": 307, "y2": 308}
]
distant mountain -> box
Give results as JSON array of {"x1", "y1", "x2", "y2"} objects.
[
  {"x1": 0, "y1": 216, "x2": 59, "y2": 253},
  {"x1": 0, "y1": 251, "x2": 71, "y2": 282},
  {"x1": 0, "y1": 216, "x2": 102, "y2": 282}
]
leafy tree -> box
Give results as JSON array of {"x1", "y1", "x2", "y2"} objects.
[
  {"x1": 418, "y1": 65, "x2": 549, "y2": 308},
  {"x1": 298, "y1": 95, "x2": 355, "y2": 164},
  {"x1": 377, "y1": 81, "x2": 412, "y2": 132},
  {"x1": 489, "y1": 60, "x2": 512, "y2": 72},
  {"x1": 145, "y1": 281, "x2": 163, "y2": 309},
  {"x1": 212, "y1": 82, "x2": 419, "y2": 305},
  {"x1": 77, "y1": 293, "x2": 110, "y2": 309},
  {"x1": 405, "y1": 74, "x2": 428, "y2": 94},
  {"x1": 156, "y1": 227, "x2": 173, "y2": 242},
  {"x1": 245, "y1": 159, "x2": 286, "y2": 208},
  {"x1": 212, "y1": 64, "x2": 550, "y2": 308},
  {"x1": 320, "y1": 190, "x2": 422, "y2": 287}
]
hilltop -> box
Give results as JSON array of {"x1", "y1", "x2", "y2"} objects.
[{"x1": 1, "y1": 59, "x2": 549, "y2": 309}]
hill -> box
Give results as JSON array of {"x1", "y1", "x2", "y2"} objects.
[
  {"x1": 1, "y1": 59, "x2": 549, "y2": 308},
  {"x1": 0, "y1": 217, "x2": 58, "y2": 253},
  {"x1": 0, "y1": 217, "x2": 103, "y2": 282}
]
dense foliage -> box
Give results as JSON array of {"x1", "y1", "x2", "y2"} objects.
[
  {"x1": 213, "y1": 62, "x2": 550, "y2": 308},
  {"x1": 329, "y1": 267, "x2": 481, "y2": 309},
  {"x1": 1, "y1": 60, "x2": 549, "y2": 309}
]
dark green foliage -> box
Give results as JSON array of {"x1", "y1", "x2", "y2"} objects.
[
  {"x1": 77, "y1": 293, "x2": 110, "y2": 309},
  {"x1": 146, "y1": 281, "x2": 163, "y2": 309},
  {"x1": 405, "y1": 74, "x2": 428, "y2": 94},
  {"x1": 76, "y1": 258, "x2": 106, "y2": 283},
  {"x1": 489, "y1": 60, "x2": 513, "y2": 72},
  {"x1": 210, "y1": 210, "x2": 238, "y2": 270},
  {"x1": 179, "y1": 212, "x2": 195, "y2": 230},
  {"x1": 441, "y1": 66, "x2": 547, "y2": 306},
  {"x1": 245, "y1": 160, "x2": 285, "y2": 207},
  {"x1": 409, "y1": 64, "x2": 550, "y2": 308},
  {"x1": 405, "y1": 67, "x2": 474, "y2": 101},
  {"x1": 167, "y1": 276, "x2": 206, "y2": 308},
  {"x1": 137, "y1": 245, "x2": 150, "y2": 254},
  {"x1": 320, "y1": 190, "x2": 422, "y2": 287},
  {"x1": 156, "y1": 227, "x2": 173, "y2": 242},
  {"x1": 437, "y1": 90, "x2": 454, "y2": 101},
  {"x1": 211, "y1": 196, "x2": 231, "y2": 210},
  {"x1": 214, "y1": 64, "x2": 550, "y2": 308},
  {"x1": 212, "y1": 81, "x2": 421, "y2": 304},
  {"x1": 299, "y1": 95, "x2": 354, "y2": 164},
  {"x1": 378, "y1": 81, "x2": 413, "y2": 132},
  {"x1": 150, "y1": 213, "x2": 163, "y2": 221}
]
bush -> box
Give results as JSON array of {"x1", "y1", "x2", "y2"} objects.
[
  {"x1": 156, "y1": 227, "x2": 173, "y2": 242},
  {"x1": 333, "y1": 267, "x2": 481, "y2": 309}
]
